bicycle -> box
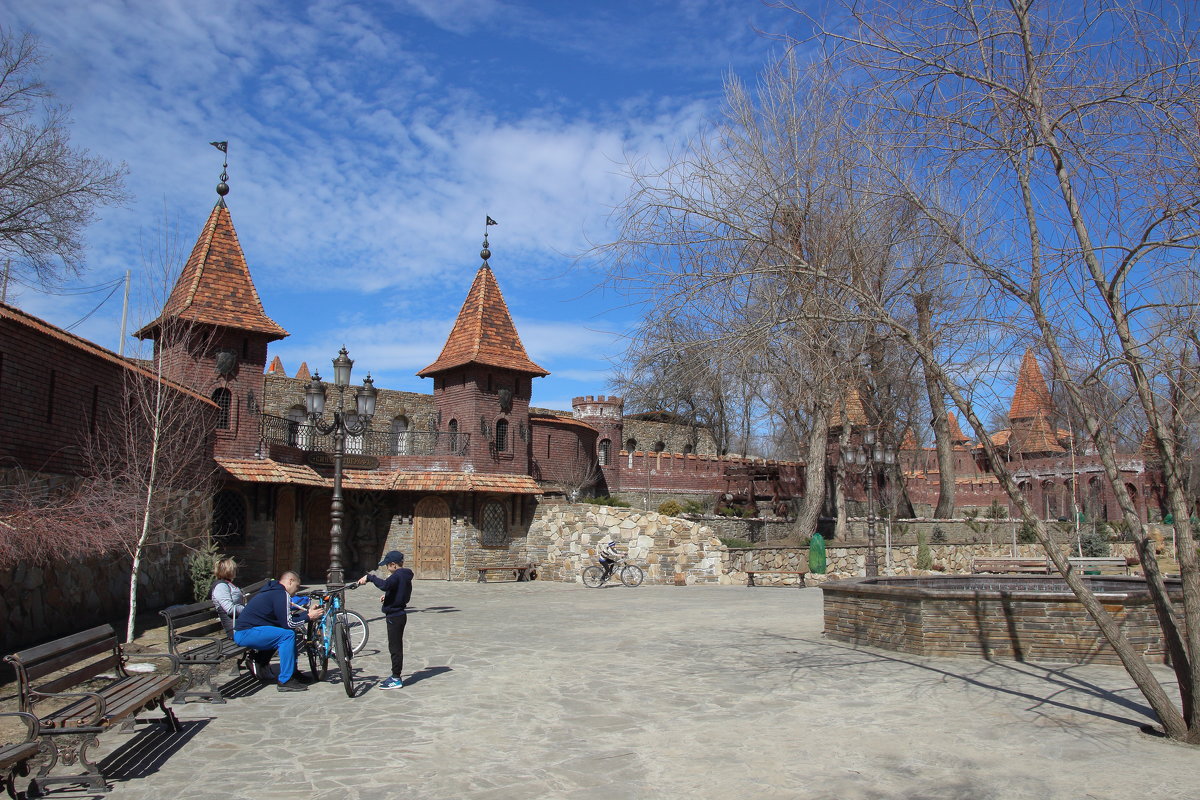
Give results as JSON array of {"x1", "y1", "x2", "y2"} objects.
[
  {"x1": 295, "y1": 583, "x2": 363, "y2": 697},
  {"x1": 582, "y1": 558, "x2": 644, "y2": 588}
]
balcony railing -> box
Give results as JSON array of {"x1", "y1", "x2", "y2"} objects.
[{"x1": 261, "y1": 414, "x2": 470, "y2": 457}]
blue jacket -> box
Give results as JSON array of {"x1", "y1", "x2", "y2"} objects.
[
  {"x1": 365, "y1": 568, "x2": 413, "y2": 618},
  {"x1": 234, "y1": 579, "x2": 294, "y2": 631}
]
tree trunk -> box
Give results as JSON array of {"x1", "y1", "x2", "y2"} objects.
[
  {"x1": 914, "y1": 293, "x2": 955, "y2": 518},
  {"x1": 796, "y1": 403, "x2": 830, "y2": 536}
]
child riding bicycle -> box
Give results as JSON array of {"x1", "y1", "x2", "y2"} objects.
[{"x1": 598, "y1": 539, "x2": 627, "y2": 581}]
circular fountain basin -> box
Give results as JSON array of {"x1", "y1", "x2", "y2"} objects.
[{"x1": 820, "y1": 574, "x2": 1180, "y2": 665}]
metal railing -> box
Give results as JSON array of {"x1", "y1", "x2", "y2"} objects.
[{"x1": 261, "y1": 415, "x2": 470, "y2": 457}]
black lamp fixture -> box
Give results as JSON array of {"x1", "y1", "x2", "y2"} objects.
[
  {"x1": 305, "y1": 346, "x2": 377, "y2": 585},
  {"x1": 842, "y1": 429, "x2": 897, "y2": 577}
]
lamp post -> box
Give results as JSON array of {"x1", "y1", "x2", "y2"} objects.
[
  {"x1": 305, "y1": 346, "x2": 377, "y2": 586},
  {"x1": 842, "y1": 430, "x2": 896, "y2": 577}
]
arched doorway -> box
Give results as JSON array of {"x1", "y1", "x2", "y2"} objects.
[{"x1": 413, "y1": 496, "x2": 451, "y2": 580}]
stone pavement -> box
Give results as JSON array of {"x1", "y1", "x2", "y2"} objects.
[{"x1": 17, "y1": 581, "x2": 1198, "y2": 800}]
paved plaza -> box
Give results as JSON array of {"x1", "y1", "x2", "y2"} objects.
[{"x1": 17, "y1": 581, "x2": 1198, "y2": 799}]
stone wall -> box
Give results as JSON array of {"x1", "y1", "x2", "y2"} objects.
[
  {"x1": 527, "y1": 502, "x2": 730, "y2": 585},
  {"x1": 1, "y1": 546, "x2": 192, "y2": 653},
  {"x1": 722, "y1": 541, "x2": 1140, "y2": 581}
]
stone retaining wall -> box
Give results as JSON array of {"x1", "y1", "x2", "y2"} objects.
[
  {"x1": 1, "y1": 547, "x2": 191, "y2": 653},
  {"x1": 528, "y1": 503, "x2": 731, "y2": 585}
]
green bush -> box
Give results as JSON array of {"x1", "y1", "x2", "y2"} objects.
[
  {"x1": 719, "y1": 536, "x2": 753, "y2": 549},
  {"x1": 1080, "y1": 526, "x2": 1112, "y2": 557},
  {"x1": 1017, "y1": 520, "x2": 1039, "y2": 544},
  {"x1": 930, "y1": 526, "x2": 947, "y2": 544},
  {"x1": 582, "y1": 496, "x2": 632, "y2": 508},
  {"x1": 916, "y1": 531, "x2": 933, "y2": 570},
  {"x1": 186, "y1": 539, "x2": 221, "y2": 602},
  {"x1": 681, "y1": 499, "x2": 707, "y2": 514},
  {"x1": 987, "y1": 500, "x2": 1007, "y2": 520},
  {"x1": 657, "y1": 500, "x2": 683, "y2": 517}
]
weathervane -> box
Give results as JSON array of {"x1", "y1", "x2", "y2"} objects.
[
  {"x1": 210, "y1": 141, "x2": 229, "y2": 204},
  {"x1": 482, "y1": 215, "x2": 497, "y2": 266}
]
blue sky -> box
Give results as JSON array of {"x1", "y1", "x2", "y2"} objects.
[{"x1": 2, "y1": 0, "x2": 802, "y2": 413}]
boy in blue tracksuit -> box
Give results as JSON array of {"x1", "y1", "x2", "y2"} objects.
[{"x1": 357, "y1": 550, "x2": 413, "y2": 689}]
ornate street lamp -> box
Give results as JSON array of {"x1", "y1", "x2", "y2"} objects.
[
  {"x1": 842, "y1": 430, "x2": 896, "y2": 577},
  {"x1": 306, "y1": 346, "x2": 377, "y2": 586}
]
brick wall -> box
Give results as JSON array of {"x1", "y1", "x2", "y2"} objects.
[
  {"x1": 529, "y1": 414, "x2": 598, "y2": 494},
  {"x1": 821, "y1": 575, "x2": 1178, "y2": 665}
]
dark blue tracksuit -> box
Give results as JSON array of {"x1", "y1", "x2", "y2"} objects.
[{"x1": 365, "y1": 568, "x2": 413, "y2": 678}]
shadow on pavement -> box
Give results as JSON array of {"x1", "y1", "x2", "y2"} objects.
[
  {"x1": 97, "y1": 718, "x2": 211, "y2": 787},
  {"x1": 768, "y1": 631, "x2": 1162, "y2": 732},
  {"x1": 404, "y1": 665, "x2": 452, "y2": 686}
]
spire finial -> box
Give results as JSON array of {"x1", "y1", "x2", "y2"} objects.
[
  {"x1": 482, "y1": 215, "x2": 498, "y2": 266},
  {"x1": 211, "y1": 141, "x2": 229, "y2": 204}
]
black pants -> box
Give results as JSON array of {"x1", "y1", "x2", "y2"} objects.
[{"x1": 386, "y1": 614, "x2": 408, "y2": 678}]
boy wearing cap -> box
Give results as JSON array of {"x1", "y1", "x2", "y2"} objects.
[{"x1": 358, "y1": 550, "x2": 413, "y2": 690}]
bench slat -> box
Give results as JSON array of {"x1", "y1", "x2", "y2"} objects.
[{"x1": 35, "y1": 652, "x2": 122, "y2": 695}]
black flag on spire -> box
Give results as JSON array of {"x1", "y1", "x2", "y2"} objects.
[
  {"x1": 210, "y1": 141, "x2": 228, "y2": 153},
  {"x1": 486, "y1": 216, "x2": 498, "y2": 226}
]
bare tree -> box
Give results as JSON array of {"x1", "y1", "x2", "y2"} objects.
[
  {"x1": 610, "y1": 0, "x2": 1200, "y2": 742},
  {"x1": 0, "y1": 29, "x2": 128, "y2": 293}
]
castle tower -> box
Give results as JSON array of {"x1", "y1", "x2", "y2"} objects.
[
  {"x1": 417, "y1": 239, "x2": 547, "y2": 475},
  {"x1": 1006, "y1": 349, "x2": 1064, "y2": 456},
  {"x1": 134, "y1": 182, "x2": 287, "y2": 460},
  {"x1": 572, "y1": 395, "x2": 624, "y2": 491}
]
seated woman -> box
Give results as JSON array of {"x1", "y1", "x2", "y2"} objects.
[
  {"x1": 210, "y1": 557, "x2": 245, "y2": 636},
  {"x1": 210, "y1": 557, "x2": 272, "y2": 679}
]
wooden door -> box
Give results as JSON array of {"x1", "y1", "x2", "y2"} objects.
[
  {"x1": 305, "y1": 491, "x2": 332, "y2": 582},
  {"x1": 273, "y1": 486, "x2": 296, "y2": 575},
  {"x1": 413, "y1": 496, "x2": 451, "y2": 580}
]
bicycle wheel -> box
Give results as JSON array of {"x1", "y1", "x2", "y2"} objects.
[
  {"x1": 620, "y1": 564, "x2": 644, "y2": 587},
  {"x1": 582, "y1": 566, "x2": 606, "y2": 588},
  {"x1": 304, "y1": 626, "x2": 320, "y2": 680},
  {"x1": 333, "y1": 621, "x2": 354, "y2": 698},
  {"x1": 339, "y1": 610, "x2": 369, "y2": 655}
]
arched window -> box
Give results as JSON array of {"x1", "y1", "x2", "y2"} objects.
[
  {"x1": 212, "y1": 490, "x2": 246, "y2": 544},
  {"x1": 495, "y1": 419, "x2": 509, "y2": 452},
  {"x1": 598, "y1": 439, "x2": 611, "y2": 466},
  {"x1": 391, "y1": 415, "x2": 410, "y2": 455},
  {"x1": 481, "y1": 500, "x2": 507, "y2": 546},
  {"x1": 447, "y1": 419, "x2": 460, "y2": 453},
  {"x1": 683, "y1": 444, "x2": 693, "y2": 455},
  {"x1": 654, "y1": 440, "x2": 666, "y2": 453},
  {"x1": 626, "y1": 438, "x2": 637, "y2": 452},
  {"x1": 212, "y1": 388, "x2": 232, "y2": 429}
]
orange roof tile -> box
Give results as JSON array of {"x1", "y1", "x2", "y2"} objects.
[
  {"x1": 266, "y1": 355, "x2": 285, "y2": 374},
  {"x1": 1, "y1": 302, "x2": 217, "y2": 408},
  {"x1": 215, "y1": 459, "x2": 541, "y2": 494},
  {"x1": 295, "y1": 362, "x2": 311, "y2": 381},
  {"x1": 947, "y1": 412, "x2": 970, "y2": 444},
  {"x1": 900, "y1": 428, "x2": 919, "y2": 449},
  {"x1": 1009, "y1": 348, "x2": 1053, "y2": 420},
  {"x1": 834, "y1": 384, "x2": 869, "y2": 427},
  {"x1": 418, "y1": 264, "x2": 547, "y2": 377},
  {"x1": 135, "y1": 202, "x2": 288, "y2": 341}
]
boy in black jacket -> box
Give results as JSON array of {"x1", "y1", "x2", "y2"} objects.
[{"x1": 358, "y1": 550, "x2": 413, "y2": 689}]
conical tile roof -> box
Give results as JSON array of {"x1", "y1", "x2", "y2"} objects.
[
  {"x1": 295, "y1": 362, "x2": 311, "y2": 381},
  {"x1": 1010, "y1": 410, "x2": 1065, "y2": 454},
  {"x1": 418, "y1": 264, "x2": 547, "y2": 377},
  {"x1": 135, "y1": 202, "x2": 287, "y2": 341},
  {"x1": 947, "y1": 412, "x2": 970, "y2": 444},
  {"x1": 1009, "y1": 348, "x2": 1053, "y2": 421},
  {"x1": 266, "y1": 355, "x2": 285, "y2": 374}
]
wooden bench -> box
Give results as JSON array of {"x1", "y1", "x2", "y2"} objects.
[
  {"x1": 1068, "y1": 557, "x2": 1133, "y2": 575},
  {"x1": 4, "y1": 624, "x2": 182, "y2": 795},
  {"x1": 160, "y1": 579, "x2": 269, "y2": 703},
  {"x1": 476, "y1": 564, "x2": 537, "y2": 583},
  {"x1": 745, "y1": 569, "x2": 807, "y2": 587},
  {"x1": 971, "y1": 558, "x2": 1052, "y2": 574},
  {"x1": 0, "y1": 712, "x2": 39, "y2": 800}
]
